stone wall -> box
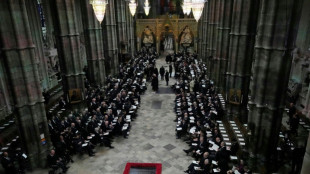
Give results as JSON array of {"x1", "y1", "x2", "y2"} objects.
[{"x1": 289, "y1": 0, "x2": 310, "y2": 119}]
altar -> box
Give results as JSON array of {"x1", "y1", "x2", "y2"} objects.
[{"x1": 136, "y1": 15, "x2": 198, "y2": 54}]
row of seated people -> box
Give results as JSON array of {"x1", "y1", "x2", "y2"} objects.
[
  {"x1": 0, "y1": 137, "x2": 30, "y2": 174},
  {"x1": 172, "y1": 54, "x2": 251, "y2": 174},
  {"x1": 46, "y1": 51, "x2": 157, "y2": 173}
]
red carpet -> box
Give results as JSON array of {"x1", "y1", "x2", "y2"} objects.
[{"x1": 123, "y1": 163, "x2": 162, "y2": 174}]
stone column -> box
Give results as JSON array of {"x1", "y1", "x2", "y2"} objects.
[
  {"x1": 201, "y1": 2, "x2": 208, "y2": 62},
  {"x1": 156, "y1": 38, "x2": 160, "y2": 53},
  {"x1": 129, "y1": 6, "x2": 136, "y2": 56},
  {"x1": 116, "y1": 0, "x2": 128, "y2": 55},
  {"x1": 197, "y1": 4, "x2": 206, "y2": 58},
  {"x1": 50, "y1": 0, "x2": 85, "y2": 99},
  {"x1": 0, "y1": 0, "x2": 51, "y2": 169},
  {"x1": 26, "y1": 0, "x2": 50, "y2": 90},
  {"x1": 206, "y1": 0, "x2": 220, "y2": 77},
  {"x1": 0, "y1": 57, "x2": 13, "y2": 119},
  {"x1": 197, "y1": 20, "x2": 203, "y2": 58},
  {"x1": 125, "y1": 0, "x2": 135, "y2": 55},
  {"x1": 213, "y1": 0, "x2": 233, "y2": 93},
  {"x1": 103, "y1": 0, "x2": 119, "y2": 75},
  {"x1": 125, "y1": 1, "x2": 132, "y2": 55},
  {"x1": 204, "y1": 1, "x2": 211, "y2": 65},
  {"x1": 301, "y1": 132, "x2": 310, "y2": 173},
  {"x1": 225, "y1": 0, "x2": 260, "y2": 118},
  {"x1": 126, "y1": 2, "x2": 133, "y2": 56},
  {"x1": 248, "y1": 0, "x2": 302, "y2": 172},
  {"x1": 81, "y1": 0, "x2": 106, "y2": 86},
  {"x1": 304, "y1": 84, "x2": 310, "y2": 117}
]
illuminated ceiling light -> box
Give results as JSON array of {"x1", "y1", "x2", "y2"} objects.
[
  {"x1": 90, "y1": 0, "x2": 108, "y2": 23},
  {"x1": 182, "y1": 0, "x2": 192, "y2": 15},
  {"x1": 129, "y1": 0, "x2": 137, "y2": 16},
  {"x1": 144, "y1": 0, "x2": 150, "y2": 16},
  {"x1": 192, "y1": 0, "x2": 206, "y2": 22}
]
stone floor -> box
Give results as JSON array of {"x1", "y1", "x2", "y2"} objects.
[{"x1": 30, "y1": 57, "x2": 192, "y2": 174}]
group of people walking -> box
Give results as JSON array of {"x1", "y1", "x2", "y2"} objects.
[{"x1": 151, "y1": 55, "x2": 173, "y2": 92}]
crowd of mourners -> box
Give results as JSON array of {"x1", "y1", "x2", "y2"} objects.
[
  {"x1": 46, "y1": 51, "x2": 157, "y2": 173},
  {"x1": 171, "y1": 52, "x2": 252, "y2": 174}
]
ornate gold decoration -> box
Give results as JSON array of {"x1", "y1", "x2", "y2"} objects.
[{"x1": 136, "y1": 15, "x2": 198, "y2": 52}]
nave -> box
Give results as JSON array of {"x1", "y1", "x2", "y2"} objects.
[{"x1": 31, "y1": 56, "x2": 192, "y2": 174}]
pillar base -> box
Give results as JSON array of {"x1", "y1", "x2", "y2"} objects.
[{"x1": 248, "y1": 152, "x2": 279, "y2": 173}]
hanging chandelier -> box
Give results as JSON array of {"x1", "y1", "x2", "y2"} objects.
[
  {"x1": 90, "y1": 0, "x2": 108, "y2": 23},
  {"x1": 191, "y1": 0, "x2": 206, "y2": 22},
  {"x1": 144, "y1": 0, "x2": 150, "y2": 16},
  {"x1": 182, "y1": 0, "x2": 192, "y2": 15},
  {"x1": 129, "y1": 0, "x2": 137, "y2": 16}
]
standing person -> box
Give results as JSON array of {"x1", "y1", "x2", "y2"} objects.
[
  {"x1": 288, "y1": 103, "x2": 296, "y2": 126},
  {"x1": 290, "y1": 112, "x2": 299, "y2": 135},
  {"x1": 291, "y1": 145, "x2": 305, "y2": 174},
  {"x1": 166, "y1": 54, "x2": 171, "y2": 64},
  {"x1": 165, "y1": 70, "x2": 169, "y2": 86},
  {"x1": 169, "y1": 64, "x2": 173, "y2": 77},
  {"x1": 160, "y1": 66, "x2": 165, "y2": 80},
  {"x1": 151, "y1": 74, "x2": 159, "y2": 92},
  {"x1": 154, "y1": 66, "x2": 159, "y2": 77}
]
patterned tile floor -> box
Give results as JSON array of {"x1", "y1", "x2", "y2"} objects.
[{"x1": 30, "y1": 57, "x2": 192, "y2": 174}]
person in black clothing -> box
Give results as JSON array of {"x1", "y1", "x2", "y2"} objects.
[
  {"x1": 185, "y1": 152, "x2": 211, "y2": 174},
  {"x1": 166, "y1": 54, "x2": 172, "y2": 64},
  {"x1": 55, "y1": 135, "x2": 74, "y2": 164},
  {"x1": 165, "y1": 70, "x2": 169, "y2": 86},
  {"x1": 169, "y1": 64, "x2": 173, "y2": 77},
  {"x1": 176, "y1": 119, "x2": 188, "y2": 139},
  {"x1": 59, "y1": 96, "x2": 67, "y2": 109},
  {"x1": 151, "y1": 74, "x2": 159, "y2": 92},
  {"x1": 1, "y1": 152, "x2": 16, "y2": 174},
  {"x1": 43, "y1": 89, "x2": 50, "y2": 104},
  {"x1": 154, "y1": 67, "x2": 159, "y2": 77},
  {"x1": 230, "y1": 139, "x2": 239, "y2": 156},
  {"x1": 160, "y1": 66, "x2": 165, "y2": 80},
  {"x1": 200, "y1": 159, "x2": 211, "y2": 174},
  {"x1": 288, "y1": 103, "x2": 296, "y2": 126},
  {"x1": 73, "y1": 134, "x2": 95, "y2": 156},
  {"x1": 290, "y1": 112, "x2": 299, "y2": 135},
  {"x1": 290, "y1": 145, "x2": 305, "y2": 174},
  {"x1": 47, "y1": 149, "x2": 68, "y2": 173},
  {"x1": 98, "y1": 128, "x2": 114, "y2": 148},
  {"x1": 216, "y1": 142, "x2": 230, "y2": 173}
]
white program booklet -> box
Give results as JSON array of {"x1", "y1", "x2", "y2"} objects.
[{"x1": 212, "y1": 144, "x2": 219, "y2": 151}]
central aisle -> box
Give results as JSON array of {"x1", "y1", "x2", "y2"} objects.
[{"x1": 65, "y1": 56, "x2": 192, "y2": 174}]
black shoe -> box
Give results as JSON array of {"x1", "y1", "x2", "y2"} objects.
[
  {"x1": 183, "y1": 149, "x2": 189, "y2": 154},
  {"x1": 184, "y1": 170, "x2": 189, "y2": 173},
  {"x1": 70, "y1": 160, "x2": 74, "y2": 163},
  {"x1": 89, "y1": 153, "x2": 95, "y2": 156},
  {"x1": 109, "y1": 146, "x2": 114, "y2": 149}
]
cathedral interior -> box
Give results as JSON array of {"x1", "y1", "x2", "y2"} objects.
[{"x1": 0, "y1": 0, "x2": 310, "y2": 174}]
